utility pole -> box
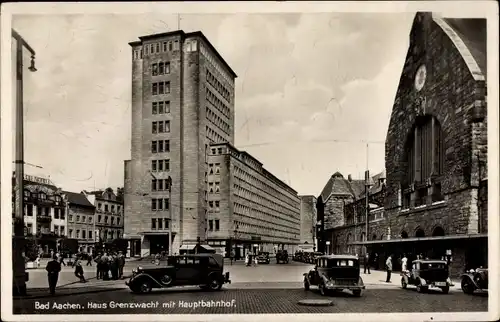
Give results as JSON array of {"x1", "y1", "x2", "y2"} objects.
[{"x1": 12, "y1": 29, "x2": 37, "y2": 296}]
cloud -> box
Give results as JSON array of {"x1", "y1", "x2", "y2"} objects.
[{"x1": 11, "y1": 12, "x2": 415, "y2": 195}]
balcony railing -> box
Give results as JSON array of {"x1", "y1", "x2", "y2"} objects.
[{"x1": 36, "y1": 215, "x2": 52, "y2": 223}]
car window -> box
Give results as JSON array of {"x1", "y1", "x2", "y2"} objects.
[{"x1": 184, "y1": 257, "x2": 200, "y2": 265}]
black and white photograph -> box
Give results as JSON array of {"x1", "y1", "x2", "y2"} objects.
[{"x1": 1, "y1": 1, "x2": 498, "y2": 321}]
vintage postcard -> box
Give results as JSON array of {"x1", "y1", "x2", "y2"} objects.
[{"x1": 1, "y1": 1, "x2": 498, "y2": 321}]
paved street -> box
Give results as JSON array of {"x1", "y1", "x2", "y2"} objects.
[{"x1": 13, "y1": 260, "x2": 487, "y2": 314}]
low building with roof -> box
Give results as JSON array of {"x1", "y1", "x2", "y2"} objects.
[{"x1": 63, "y1": 191, "x2": 96, "y2": 254}]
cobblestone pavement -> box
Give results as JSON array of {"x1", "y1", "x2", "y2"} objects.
[{"x1": 13, "y1": 286, "x2": 488, "y2": 314}]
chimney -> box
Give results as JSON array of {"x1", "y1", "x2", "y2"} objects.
[{"x1": 348, "y1": 174, "x2": 352, "y2": 182}]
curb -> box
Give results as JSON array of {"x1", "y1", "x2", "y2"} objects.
[
  {"x1": 13, "y1": 287, "x2": 122, "y2": 300},
  {"x1": 297, "y1": 299, "x2": 334, "y2": 306}
]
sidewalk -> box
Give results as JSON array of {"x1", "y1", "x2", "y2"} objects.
[{"x1": 359, "y1": 269, "x2": 461, "y2": 290}]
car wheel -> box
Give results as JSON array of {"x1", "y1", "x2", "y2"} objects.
[
  {"x1": 401, "y1": 277, "x2": 407, "y2": 289},
  {"x1": 319, "y1": 283, "x2": 326, "y2": 296},
  {"x1": 461, "y1": 278, "x2": 475, "y2": 294},
  {"x1": 139, "y1": 280, "x2": 152, "y2": 294},
  {"x1": 160, "y1": 274, "x2": 173, "y2": 286},
  {"x1": 441, "y1": 286, "x2": 449, "y2": 294},
  {"x1": 352, "y1": 289, "x2": 362, "y2": 297},
  {"x1": 208, "y1": 276, "x2": 222, "y2": 291},
  {"x1": 304, "y1": 278, "x2": 310, "y2": 291}
]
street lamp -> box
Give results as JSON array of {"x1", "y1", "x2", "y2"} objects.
[{"x1": 12, "y1": 29, "x2": 37, "y2": 296}]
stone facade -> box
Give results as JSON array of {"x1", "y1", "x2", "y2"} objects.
[
  {"x1": 206, "y1": 142, "x2": 301, "y2": 257},
  {"x1": 125, "y1": 30, "x2": 237, "y2": 256},
  {"x1": 64, "y1": 191, "x2": 96, "y2": 254},
  {"x1": 321, "y1": 13, "x2": 488, "y2": 276}
]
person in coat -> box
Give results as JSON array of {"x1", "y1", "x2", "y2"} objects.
[
  {"x1": 110, "y1": 254, "x2": 119, "y2": 280},
  {"x1": 117, "y1": 252, "x2": 125, "y2": 279},
  {"x1": 46, "y1": 255, "x2": 62, "y2": 295},
  {"x1": 364, "y1": 253, "x2": 371, "y2": 274},
  {"x1": 74, "y1": 257, "x2": 86, "y2": 283},
  {"x1": 385, "y1": 255, "x2": 393, "y2": 283}
]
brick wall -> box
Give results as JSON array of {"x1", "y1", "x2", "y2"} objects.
[
  {"x1": 384, "y1": 13, "x2": 487, "y2": 237},
  {"x1": 324, "y1": 195, "x2": 352, "y2": 229}
]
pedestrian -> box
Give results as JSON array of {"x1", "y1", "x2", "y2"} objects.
[
  {"x1": 385, "y1": 255, "x2": 393, "y2": 283},
  {"x1": 74, "y1": 257, "x2": 86, "y2": 283},
  {"x1": 46, "y1": 254, "x2": 61, "y2": 295},
  {"x1": 374, "y1": 253, "x2": 379, "y2": 270},
  {"x1": 86, "y1": 253, "x2": 93, "y2": 266},
  {"x1": 117, "y1": 252, "x2": 125, "y2": 279},
  {"x1": 245, "y1": 253, "x2": 251, "y2": 267},
  {"x1": 364, "y1": 253, "x2": 371, "y2": 274},
  {"x1": 35, "y1": 255, "x2": 41, "y2": 268},
  {"x1": 401, "y1": 253, "x2": 408, "y2": 272},
  {"x1": 230, "y1": 250, "x2": 235, "y2": 265},
  {"x1": 95, "y1": 253, "x2": 102, "y2": 279},
  {"x1": 58, "y1": 252, "x2": 67, "y2": 266},
  {"x1": 110, "y1": 254, "x2": 118, "y2": 280},
  {"x1": 101, "y1": 252, "x2": 110, "y2": 280}
]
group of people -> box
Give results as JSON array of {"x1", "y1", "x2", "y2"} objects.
[
  {"x1": 244, "y1": 252, "x2": 260, "y2": 266},
  {"x1": 95, "y1": 251, "x2": 126, "y2": 280},
  {"x1": 44, "y1": 252, "x2": 89, "y2": 295}
]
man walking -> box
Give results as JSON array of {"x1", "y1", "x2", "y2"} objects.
[
  {"x1": 385, "y1": 255, "x2": 393, "y2": 283},
  {"x1": 46, "y1": 255, "x2": 61, "y2": 295},
  {"x1": 86, "y1": 252, "x2": 93, "y2": 266},
  {"x1": 117, "y1": 252, "x2": 125, "y2": 279},
  {"x1": 364, "y1": 253, "x2": 371, "y2": 274}
]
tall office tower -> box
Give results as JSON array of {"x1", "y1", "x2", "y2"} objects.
[{"x1": 124, "y1": 30, "x2": 237, "y2": 256}]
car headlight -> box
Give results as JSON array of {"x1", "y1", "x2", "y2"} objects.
[{"x1": 132, "y1": 269, "x2": 137, "y2": 274}]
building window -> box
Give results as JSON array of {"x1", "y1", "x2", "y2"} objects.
[
  {"x1": 165, "y1": 82, "x2": 170, "y2": 94},
  {"x1": 165, "y1": 140, "x2": 170, "y2": 152},
  {"x1": 215, "y1": 201, "x2": 220, "y2": 209},
  {"x1": 144, "y1": 45, "x2": 149, "y2": 55},
  {"x1": 82, "y1": 215, "x2": 86, "y2": 222},
  {"x1": 105, "y1": 205, "x2": 109, "y2": 212},
  {"x1": 105, "y1": 216, "x2": 108, "y2": 224},
  {"x1": 60, "y1": 209, "x2": 65, "y2": 220},
  {"x1": 26, "y1": 204, "x2": 33, "y2": 216},
  {"x1": 215, "y1": 163, "x2": 220, "y2": 174},
  {"x1": 82, "y1": 230, "x2": 86, "y2": 239},
  {"x1": 76, "y1": 230, "x2": 80, "y2": 239},
  {"x1": 152, "y1": 160, "x2": 157, "y2": 172},
  {"x1": 164, "y1": 198, "x2": 169, "y2": 210},
  {"x1": 89, "y1": 231, "x2": 93, "y2": 240},
  {"x1": 117, "y1": 218, "x2": 120, "y2": 226},
  {"x1": 168, "y1": 41, "x2": 173, "y2": 51},
  {"x1": 152, "y1": 63, "x2": 158, "y2": 76},
  {"x1": 164, "y1": 101, "x2": 171, "y2": 113},
  {"x1": 69, "y1": 229, "x2": 73, "y2": 238},
  {"x1": 158, "y1": 179, "x2": 164, "y2": 191},
  {"x1": 415, "y1": 187, "x2": 427, "y2": 207},
  {"x1": 159, "y1": 82, "x2": 164, "y2": 94},
  {"x1": 215, "y1": 182, "x2": 220, "y2": 193},
  {"x1": 98, "y1": 215, "x2": 102, "y2": 222},
  {"x1": 174, "y1": 40, "x2": 179, "y2": 50},
  {"x1": 156, "y1": 43, "x2": 160, "y2": 53},
  {"x1": 165, "y1": 62, "x2": 170, "y2": 74},
  {"x1": 98, "y1": 203, "x2": 102, "y2": 209},
  {"x1": 159, "y1": 140, "x2": 164, "y2": 152},
  {"x1": 152, "y1": 141, "x2": 158, "y2": 153},
  {"x1": 209, "y1": 220, "x2": 213, "y2": 231},
  {"x1": 152, "y1": 199, "x2": 157, "y2": 211},
  {"x1": 432, "y1": 183, "x2": 444, "y2": 203},
  {"x1": 192, "y1": 40, "x2": 198, "y2": 51},
  {"x1": 215, "y1": 219, "x2": 220, "y2": 231},
  {"x1": 163, "y1": 42, "x2": 167, "y2": 51},
  {"x1": 111, "y1": 217, "x2": 115, "y2": 225},
  {"x1": 152, "y1": 102, "x2": 158, "y2": 115},
  {"x1": 152, "y1": 83, "x2": 158, "y2": 95},
  {"x1": 152, "y1": 179, "x2": 157, "y2": 191},
  {"x1": 76, "y1": 215, "x2": 80, "y2": 222},
  {"x1": 158, "y1": 199, "x2": 164, "y2": 211},
  {"x1": 152, "y1": 121, "x2": 158, "y2": 134},
  {"x1": 158, "y1": 217, "x2": 163, "y2": 229}
]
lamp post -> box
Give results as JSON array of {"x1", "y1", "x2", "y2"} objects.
[
  {"x1": 364, "y1": 170, "x2": 373, "y2": 255},
  {"x1": 12, "y1": 29, "x2": 37, "y2": 296}
]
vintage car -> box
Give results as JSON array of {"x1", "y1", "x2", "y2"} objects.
[
  {"x1": 401, "y1": 259, "x2": 452, "y2": 293},
  {"x1": 125, "y1": 253, "x2": 231, "y2": 294},
  {"x1": 256, "y1": 252, "x2": 270, "y2": 264},
  {"x1": 310, "y1": 252, "x2": 324, "y2": 263},
  {"x1": 461, "y1": 267, "x2": 488, "y2": 294},
  {"x1": 303, "y1": 255, "x2": 365, "y2": 297},
  {"x1": 276, "y1": 250, "x2": 289, "y2": 264},
  {"x1": 293, "y1": 252, "x2": 303, "y2": 262}
]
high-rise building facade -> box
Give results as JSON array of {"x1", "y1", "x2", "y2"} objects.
[
  {"x1": 124, "y1": 30, "x2": 237, "y2": 256},
  {"x1": 206, "y1": 142, "x2": 301, "y2": 258}
]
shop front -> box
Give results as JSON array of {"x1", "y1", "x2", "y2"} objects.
[{"x1": 351, "y1": 234, "x2": 488, "y2": 278}]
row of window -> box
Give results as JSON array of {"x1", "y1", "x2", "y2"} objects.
[
  {"x1": 152, "y1": 81, "x2": 171, "y2": 95},
  {"x1": 233, "y1": 165, "x2": 299, "y2": 211},
  {"x1": 97, "y1": 203, "x2": 122, "y2": 214},
  {"x1": 208, "y1": 182, "x2": 221, "y2": 194},
  {"x1": 134, "y1": 40, "x2": 180, "y2": 59},
  {"x1": 151, "y1": 218, "x2": 170, "y2": 230},
  {"x1": 206, "y1": 88, "x2": 230, "y2": 119},
  {"x1": 152, "y1": 120, "x2": 171, "y2": 134},
  {"x1": 207, "y1": 219, "x2": 220, "y2": 231},
  {"x1": 233, "y1": 201, "x2": 300, "y2": 231},
  {"x1": 200, "y1": 44, "x2": 233, "y2": 89},
  {"x1": 235, "y1": 211, "x2": 298, "y2": 238},
  {"x1": 151, "y1": 198, "x2": 170, "y2": 211},
  {"x1": 24, "y1": 190, "x2": 63, "y2": 203},
  {"x1": 69, "y1": 214, "x2": 122, "y2": 226},
  {"x1": 233, "y1": 181, "x2": 299, "y2": 222},
  {"x1": 185, "y1": 40, "x2": 198, "y2": 52},
  {"x1": 210, "y1": 146, "x2": 226, "y2": 155},
  {"x1": 152, "y1": 62, "x2": 171, "y2": 76},
  {"x1": 152, "y1": 101, "x2": 170, "y2": 115},
  {"x1": 23, "y1": 204, "x2": 66, "y2": 219},
  {"x1": 402, "y1": 183, "x2": 444, "y2": 209},
  {"x1": 70, "y1": 214, "x2": 93, "y2": 224},
  {"x1": 25, "y1": 223, "x2": 65, "y2": 236},
  {"x1": 208, "y1": 200, "x2": 220, "y2": 212},
  {"x1": 206, "y1": 69, "x2": 231, "y2": 103},
  {"x1": 208, "y1": 163, "x2": 221, "y2": 176},
  {"x1": 151, "y1": 140, "x2": 170, "y2": 153},
  {"x1": 69, "y1": 229, "x2": 93, "y2": 240},
  {"x1": 151, "y1": 179, "x2": 172, "y2": 191},
  {"x1": 151, "y1": 159, "x2": 170, "y2": 172},
  {"x1": 233, "y1": 219, "x2": 297, "y2": 241},
  {"x1": 206, "y1": 107, "x2": 230, "y2": 136},
  {"x1": 206, "y1": 126, "x2": 226, "y2": 144},
  {"x1": 68, "y1": 228, "x2": 122, "y2": 240}
]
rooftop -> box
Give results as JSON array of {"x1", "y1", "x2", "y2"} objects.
[
  {"x1": 129, "y1": 30, "x2": 237, "y2": 78},
  {"x1": 63, "y1": 191, "x2": 95, "y2": 208}
]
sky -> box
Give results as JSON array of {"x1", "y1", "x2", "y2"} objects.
[{"x1": 10, "y1": 11, "x2": 416, "y2": 195}]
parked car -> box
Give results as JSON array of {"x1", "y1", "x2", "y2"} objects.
[
  {"x1": 461, "y1": 267, "x2": 488, "y2": 294},
  {"x1": 126, "y1": 253, "x2": 231, "y2": 294},
  {"x1": 276, "y1": 250, "x2": 289, "y2": 264},
  {"x1": 256, "y1": 252, "x2": 270, "y2": 264},
  {"x1": 303, "y1": 254, "x2": 365, "y2": 297},
  {"x1": 293, "y1": 251, "x2": 303, "y2": 262},
  {"x1": 401, "y1": 259, "x2": 452, "y2": 293}
]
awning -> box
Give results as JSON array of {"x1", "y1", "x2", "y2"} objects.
[
  {"x1": 179, "y1": 244, "x2": 196, "y2": 251},
  {"x1": 349, "y1": 233, "x2": 488, "y2": 245}
]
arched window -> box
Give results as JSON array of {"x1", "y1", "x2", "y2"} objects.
[
  {"x1": 415, "y1": 228, "x2": 425, "y2": 238},
  {"x1": 401, "y1": 231, "x2": 408, "y2": 239},
  {"x1": 432, "y1": 226, "x2": 445, "y2": 236},
  {"x1": 403, "y1": 115, "x2": 445, "y2": 208},
  {"x1": 372, "y1": 234, "x2": 377, "y2": 240}
]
